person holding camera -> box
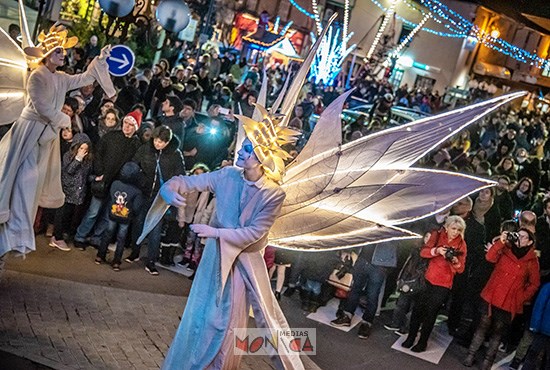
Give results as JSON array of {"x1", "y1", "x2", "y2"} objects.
[
  {"x1": 463, "y1": 228, "x2": 540, "y2": 369},
  {"x1": 401, "y1": 216, "x2": 467, "y2": 352}
]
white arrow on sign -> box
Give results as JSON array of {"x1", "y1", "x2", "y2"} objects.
[{"x1": 110, "y1": 54, "x2": 130, "y2": 70}]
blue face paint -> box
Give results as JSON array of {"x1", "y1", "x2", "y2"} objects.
[{"x1": 243, "y1": 144, "x2": 254, "y2": 154}]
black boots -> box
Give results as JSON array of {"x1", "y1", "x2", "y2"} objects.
[
  {"x1": 160, "y1": 244, "x2": 177, "y2": 266},
  {"x1": 300, "y1": 291, "x2": 321, "y2": 312}
]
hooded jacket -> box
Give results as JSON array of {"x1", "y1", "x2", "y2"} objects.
[
  {"x1": 61, "y1": 133, "x2": 93, "y2": 205},
  {"x1": 108, "y1": 162, "x2": 143, "y2": 224},
  {"x1": 481, "y1": 239, "x2": 540, "y2": 317},
  {"x1": 132, "y1": 135, "x2": 185, "y2": 199}
]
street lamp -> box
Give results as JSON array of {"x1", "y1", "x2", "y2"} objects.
[{"x1": 97, "y1": 0, "x2": 191, "y2": 45}]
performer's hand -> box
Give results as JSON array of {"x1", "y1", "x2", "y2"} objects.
[
  {"x1": 99, "y1": 45, "x2": 112, "y2": 60},
  {"x1": 95, "y1": 175, "x2": 104, "y2": 181},
  {"x1": 160, "y1": 179, "x2": 186, "y2": 207},
  {"x1": 190, "y1": 224, "x2": 219, "y2": 238}
]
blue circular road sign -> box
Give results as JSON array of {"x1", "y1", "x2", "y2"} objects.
[{"x1": 107, "y1": 45, "x2": 135, "y2": 77}]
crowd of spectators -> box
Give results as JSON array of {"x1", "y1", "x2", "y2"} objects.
[{"x1": 2, "y1": 33, "x2": 550, "y2": 369}]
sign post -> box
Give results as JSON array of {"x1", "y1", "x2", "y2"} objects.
[{"x1": 107, "y1": 45, "x2": 135, "y2": 77}]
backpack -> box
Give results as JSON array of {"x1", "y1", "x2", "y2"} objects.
[{"x1": 110, "y1": 191, "x2": 132, "y2": 223}]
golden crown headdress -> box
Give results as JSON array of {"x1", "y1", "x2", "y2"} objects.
[
  {"x1": 233, "y1": 14, "x2": 337, "y2": 183},
  {"x1": 235, "y1": 105, "x2": 301, "y2": 183},
  {"x1": 23, "y1": 23, "x2": 78, "y2": 63}
]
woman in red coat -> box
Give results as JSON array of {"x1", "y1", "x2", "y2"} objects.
[
  {"x1": 463, "y1": 228, "x2": 540, "y2": 370},
  {"x1": 402, "y1": 215, "x2": 467, "y2": 352}
]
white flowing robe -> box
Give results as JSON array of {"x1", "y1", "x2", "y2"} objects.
[
  {"x1": 142, "y1": 167, "x2": 304, "y2": 370},
  {"x1": 0, "y1": 57, "x2": 115, "y2": 256}
]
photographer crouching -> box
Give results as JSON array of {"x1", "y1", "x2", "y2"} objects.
[{"x1": 463, "y1": 228, "x2": 540, "y2": 369}]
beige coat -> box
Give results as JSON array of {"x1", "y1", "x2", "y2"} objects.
[{"x1": 0, "y1": 57, "x2": 115, "y2": 256}]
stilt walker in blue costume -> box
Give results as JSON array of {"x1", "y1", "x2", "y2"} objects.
[{"x1": 139, "y1": 13, "x2": 525, "y2": 370}]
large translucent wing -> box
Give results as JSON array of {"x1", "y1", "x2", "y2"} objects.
[
  {"x1": 287, "y1": 89, "x2": 355, "y2": 170},
  {"x1": 279, "y1": 13, "x2": 337, "y2": 127},
  {"x1": 270, "y1": 219, "x2": 418, "y2": 251},
  {"x1": 274, "y1": 168, "x2": 492, "y2": 244},
  {"x1": 252, "y1": 69, "x2": 268, "y2": 122},
  {"x1": 282, "y1": 91, "x2": 524, "y2": 209},
  {"x1": 282, "y1": 131, "x2": 401, "y2": 206},
  {"x1": 18, "y1": 0, "x2": 35, "y2": 50},
  {"x1": 354, "y1": 168, "x2": 495, "y2": 224},
  {"x1": 366, "y1": 91, "x2": 526, "y2": 170},
  {"x1": 0, "y1": 27, "x2": 27, "y2": 126}
]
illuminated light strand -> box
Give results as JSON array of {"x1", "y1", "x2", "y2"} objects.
[
  {"x1": 369, "y1": 0, "x2": 466, "y2": 38},
  {"x1": 308, "y1": 0, "x2": 355, "y2": 86},
  {"x1": 471, "y1": 26, "x2": 550, "y2": 69},
  {"x1": 273, "y1": 16, "x2": 280, "y2": 33},
  {"x1": 0, "y1": 91, "x2": 25, "y2": 98},
  {"x1": 420, "y1": 0, "x2": 550, "y2": 69},
  {"x1": 280, "y1": 21, "x2": 294, "y2": 36},
  {"x1": 289, "y1": 0, "x2": 315, "y2": 19},
  {"x1": 387, "y1": 12, "x2": 432, "y2": 63},
  {"x1": 370, "y1": 0, "x2": 549, "y2": 69},
  {"x1": 0, "y1": 58, "x2": 28, "y2": 70},
  {"x1": 366, "y1": 0, "x2": 398, "y2": 60},
  {"x1": 343, "y1": 0, "x2": 350, "y2": 52},
  {"x1": 310, "y1": 25, "x2": 356, "y2": 85},
  {"x1": 311, "y1": 0, "x2": 322, "y2": 35}
]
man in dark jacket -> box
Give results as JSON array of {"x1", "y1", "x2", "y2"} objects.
[
  {"x1": 156, "y1": 96, "x2": 185, "y2": 149},
  {"x1": 448, "y1": 196, "x2": 487, "y2": 341},
  {"x1": 494, "y1": 175, "x2": 514, "y2": 221},
  {"x1": 126, "y1": 125, "x2": 185, "y2": 275},
  {"x1": 74, "y1": 110, "x2": 142, "y2": 250}
]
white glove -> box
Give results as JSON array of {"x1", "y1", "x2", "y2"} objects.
[
  {"x1": 99, "y1": 45, "x2": 112, "y2": 60},
  {"x1": 160, "y1": 180, "x2": 186, "y2": 207},
  {"x1": 190, "y1": 224, "x2": 219, "y2": 238}
]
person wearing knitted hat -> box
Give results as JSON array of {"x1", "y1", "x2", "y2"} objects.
[
  {"x1": 0, "y1": 22, "x2": 116, "y2": 258},
  {"x1": 124, "y1": 109, "x2": 142, "y2": 131}
]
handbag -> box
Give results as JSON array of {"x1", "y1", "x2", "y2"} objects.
[
  {"x1": 90, "y1": 179, "x2": 107, "y2": 198},
  {"x1": 396, "y1": 230, "x2": 441, "y2": 295},
  {"x1": 396, "y1": 259, "x2": 427, "y2": 295},
  {"x1": 327, "y1": 254, "x2": 356, "y2": 292}
]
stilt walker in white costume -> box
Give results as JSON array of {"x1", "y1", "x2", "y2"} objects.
[
  {"x1": 0, "y1": 2, "x2": 115, "y2": 260},
  {"x1": 139, "y1": 13, "x2": 526, "y2": 370}
]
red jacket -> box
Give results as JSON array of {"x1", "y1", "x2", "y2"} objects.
[
  {"x1": 421, "y1": 229, "x2": 467, "y2": 289},
  {"x1": 481, "y1": 240, "x2": 540, "y2": 317}
]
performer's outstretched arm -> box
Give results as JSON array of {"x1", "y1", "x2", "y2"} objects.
[{"x1": 60, "y1": 46, "x2": 116, "y2": 98}]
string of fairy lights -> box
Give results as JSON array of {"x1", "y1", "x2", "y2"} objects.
[
  {"x1": 386, "y1": 12, "x2": 432, "y2": 63},
  {"x1": 289, "y1": 0, "x2": 550, "y2": 70},
  {"x1": 366, "y1": 0, "x2": 398, "y2": 60},
  {"x1": 298, "y1": 0, "x2": 356, "y2": 85}
]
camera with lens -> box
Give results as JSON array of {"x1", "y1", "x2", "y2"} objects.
[
  {"x1": 444, "y1": 247, "x2": 463, "y2": 262},
  {"x1": 506, "y1": 232, "x2": 519, "y2": 246}
]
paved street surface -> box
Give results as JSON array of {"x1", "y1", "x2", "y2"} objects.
[{"x1": 1, "y1": 235, "x2": 510, "y2": 369}]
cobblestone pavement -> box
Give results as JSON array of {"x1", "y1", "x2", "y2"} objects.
[{"x1": 0, "y1": 270, "x2": 320, "y2": 370}]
